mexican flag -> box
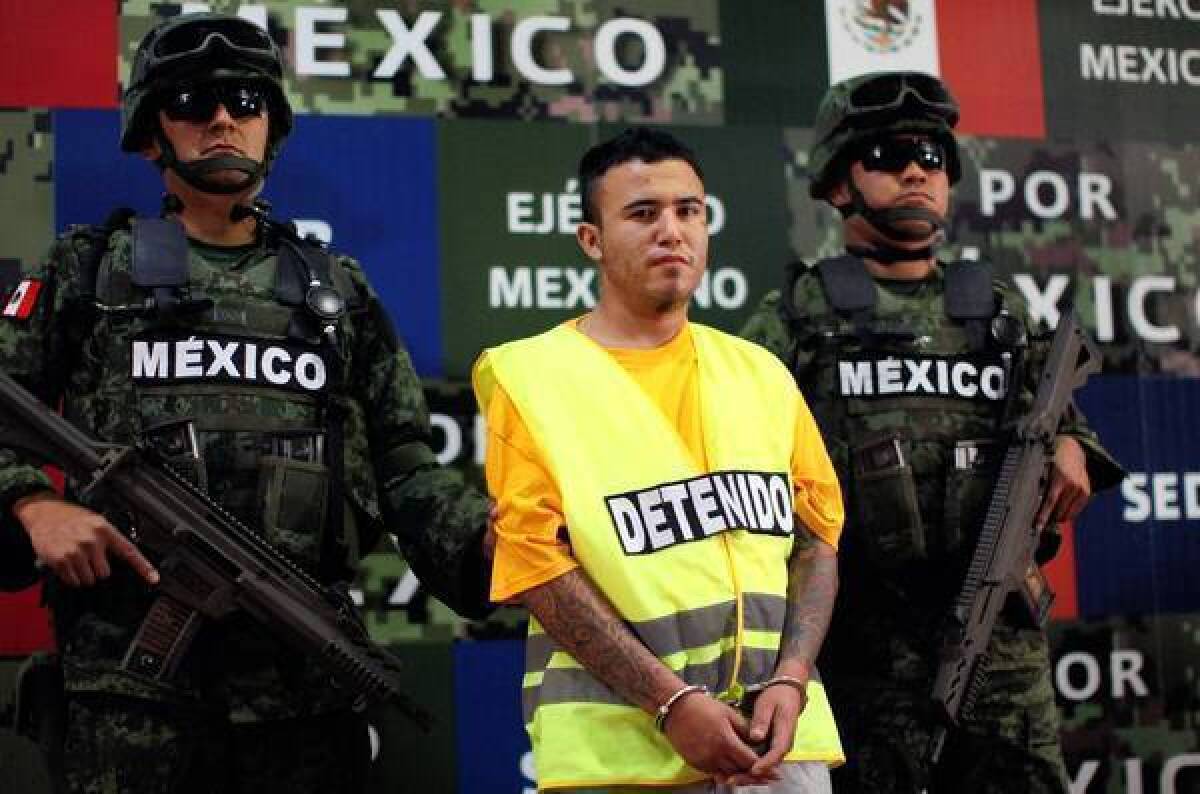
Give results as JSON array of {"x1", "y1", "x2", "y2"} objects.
[{"x1": 822, "y1": 0, "x2": 1047, "y2": 139}]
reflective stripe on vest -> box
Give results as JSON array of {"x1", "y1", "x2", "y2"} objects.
[
  {"x1": 522, "y1": 592, "x2": 787, "y2": 719},
  {"x1": 481, "y1": 323, "x2": 843, "y2": 788}
]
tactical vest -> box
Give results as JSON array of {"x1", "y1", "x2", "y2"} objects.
[
  {"x1": 69, "y1": 216, "x2": 378, "y2": 580},
  {"x1": 783, "y1": 256, "x2": 1022, "y2": 577},
  {"x1": 478, "y1": 323, "x2": 843, "y2": 788}
]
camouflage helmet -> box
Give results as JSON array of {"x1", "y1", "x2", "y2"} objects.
[
  {"x1": 808, "y1": 71, "x2": 961, "y2": 200},
  {"x1": 120, "y1": 12, "x2": 293, "y2": 155}
]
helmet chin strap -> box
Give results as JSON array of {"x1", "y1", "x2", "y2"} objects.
[
  {"x1": 155, "y1": 132, "x2": 265, "y2": 195},
  {"x1": 838, "y1": 180, "x2": 946, "y2": 263}
]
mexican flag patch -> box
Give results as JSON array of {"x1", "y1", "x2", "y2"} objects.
[{"x1": 2, "y1": 278, "x2": 43, "y2": 320}]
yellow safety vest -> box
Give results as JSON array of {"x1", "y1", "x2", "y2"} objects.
[{"x1": 478, "y1": 322, "x2": 843, "y2": 790}]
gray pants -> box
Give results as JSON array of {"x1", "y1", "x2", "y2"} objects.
[{"x1": 554, "y1": 761, "x2": 832, "y2": 793}]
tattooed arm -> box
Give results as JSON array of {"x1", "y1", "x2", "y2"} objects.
[
  {"x1": 777, "y1": 525, "x2": 839, "y2": 677},
  {"x1": 739, "y1": 523, "x2": 839, "y2": 779},
  {"x1": 520, "y1": 568, "x2": 768, "y2": 781}
]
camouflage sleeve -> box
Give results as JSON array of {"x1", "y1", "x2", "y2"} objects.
[
  {"x1": 1062, "y1": 408, "x2": 1126, "y2": 492},
  {"x1": 1002, "y1": 281, "x2": 1126, "y2": 493},
  {"x1": 740, "y1": 268, "x2": 825, "y2": 383},
  {"x1": 0, "y1": 234, "x2": 94, "y2": 587},
  {"x1": 0, "y1": 235, "x2": 94, "y2": 509},
  {"x1": 341, "y1": 257, "x2": 492, "y2": 619},
  {"x1": 740, "y1": 288, "x2": 797, "y2": 363}
]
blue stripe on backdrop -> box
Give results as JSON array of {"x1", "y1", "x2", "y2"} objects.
[
  {"x1": 1075, "y1": 376, "x2": 1200, "y2": 618},
  {"x1": 53, "y1": 109, "x2": 160, "y2": 223},
  {"x1": 52, "y1": 111, "x2": 444, "y2": 375},
  {"x1": 454, "y1": 639, "x2": 529, "y2": 794}
]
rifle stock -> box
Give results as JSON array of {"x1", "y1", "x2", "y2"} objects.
[
  {"x1": 0, "y1": 368, "x2": 431, "y2": 729},
  {"x1": 927, "y1": 312, "x2": 1101, "y2": 764}
]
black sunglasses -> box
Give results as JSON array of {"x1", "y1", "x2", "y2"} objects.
[
  {"x1": 859, "y1": 138, "x2": 946, "y2": 174},
  {"x1": 162, "y1": 82, "x2": 268, "y2": 123}
]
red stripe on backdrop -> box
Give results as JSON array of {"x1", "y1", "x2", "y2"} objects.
[
  {"x1": 935, "y1": 0, "x2": 1045, "y2": 139},
  {"x1": 1044, "y1": 520, "x2": 1079, "y2": 620},
  {"x1": 0, "y1": 466, "x2": 62, "y2": 654},
  {"x1": 0, "y1": 0, "x2": 117, "y2": 108},
  {"x1": 0, "y1": 583, "x2": 54, "y2": 656}
]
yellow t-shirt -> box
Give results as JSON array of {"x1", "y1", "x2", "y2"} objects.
[{"x1": 482, "y1": 320, "x2": 843, "y2": 603}]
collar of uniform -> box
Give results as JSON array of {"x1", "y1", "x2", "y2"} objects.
[
  {"x1": 874, "y1": 260, "x2": 944, "y2": 297},
  {"x1": 187, "y1": 237, "x2": 261, "y2": 267}
]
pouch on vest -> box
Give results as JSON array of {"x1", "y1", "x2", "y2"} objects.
[
  {"x1": 942, "y1": 439, "x2": 1002, "y2": 559},
  {"x1": 142, "y1": 418, "x2": 208, "y2": 492},
  {"x1": 851, "y1": 435, "x2": 925, "y2": 567},
  {"x1": 257, "y1": 447, "x2": 329, "y2": 573}
]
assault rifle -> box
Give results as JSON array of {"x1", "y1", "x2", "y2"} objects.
[
  {"x1": 0, "y1": 368, "x2": 431, "y2": 728},
  {"x1": 927, "y1": 312, "x2": 1101, "y2": 764}
]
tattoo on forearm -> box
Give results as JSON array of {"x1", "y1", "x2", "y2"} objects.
[
  {"x1": 780, "y1": 528, "x2": 838, "y2": 667},
  {"x1": 521, "y1": 569, "x2": 671, "y2": 712}
]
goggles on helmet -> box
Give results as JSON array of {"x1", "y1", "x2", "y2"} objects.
[
  {"x1": 161, "y1": 81, "x2": 268, "y2": 123},
  {"x1": 151, "y1": 18, "x2": 278, "y2": 72},
  {"x1": 859, "y1": 137, "x2": 946, "y2": 175},
  {"x1": 846, "y1": 73, "x2": 959, "y2": 126}
]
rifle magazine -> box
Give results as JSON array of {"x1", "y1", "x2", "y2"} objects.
[{"x1": 121, "y1": 593, "x2": 203, "y2": 682}]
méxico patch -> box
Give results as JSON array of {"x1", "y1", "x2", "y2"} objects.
[
  {"x1": 2, "y1": 278, "x2": 44, "y2": 320},
  {"x1": 131, "y1": 334, "x2": 328, "y2": 393},
  {"x1": 836, "y1": 352, "x2": 1010, "y2": 402},
  {"x1": 606, "y1": 471, "x2": 793, "y2": 555}
]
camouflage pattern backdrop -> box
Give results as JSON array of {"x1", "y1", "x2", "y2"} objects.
[
  {"x1": 0, "y1": 112, "x2": 53, "y2": 284},
  {"x1": 1050, "y1": 616, "x2": 1200, "y2": 794},
  {"x1": 0, "y1": 1, "x2": 1198, "y2": 792},
  {"x1": 120, "y1": 0, "x2": 724, "y2": 123}
]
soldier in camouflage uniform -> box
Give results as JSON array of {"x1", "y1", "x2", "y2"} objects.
[
  {"x1": 0, "y1": 13, "x2": 491, "y2": 793},
  {"x1": 741, "y1": 73, "x2": 1125, "y2": 793}
]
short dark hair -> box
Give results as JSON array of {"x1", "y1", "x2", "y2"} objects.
[{"x1": 578, "y1": 127, "x2": 704, "y2": 224}]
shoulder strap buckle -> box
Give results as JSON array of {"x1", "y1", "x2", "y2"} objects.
[{"x1": 277, "y1": 238, "x2": 346, "y2": 344}]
